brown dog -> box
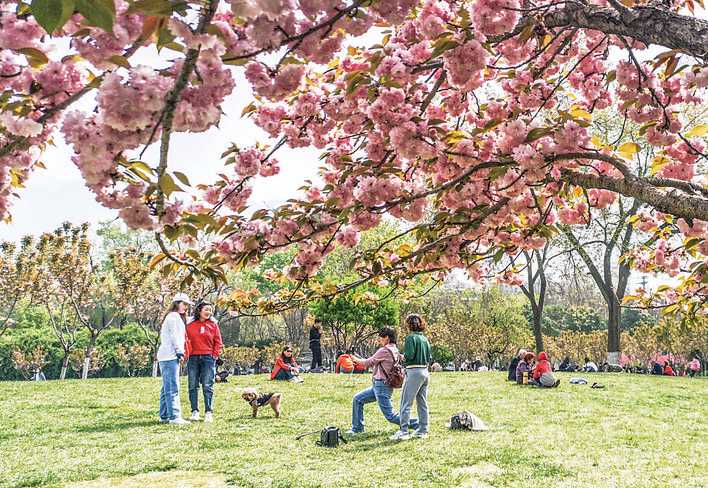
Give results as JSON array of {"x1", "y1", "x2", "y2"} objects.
[{"x1": 242, "y1": 387, "x2": 282, "y2": 418}]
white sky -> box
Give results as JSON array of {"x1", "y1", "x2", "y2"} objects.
[{"x1": 0, "y1": 71, "x2": 322, "y2": 242}]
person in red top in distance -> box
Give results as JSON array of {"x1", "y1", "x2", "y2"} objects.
[
  {"x1": 271, "y1": 346, "x2": 303, "y2": 382},
  {"x1": 186, "y1": 302, "x2": 222, "y2": 423},
  {"x1": 663, "y1": 361, "x2": 676, "y2": 376},
  {"x1": 531, "y1": 351, "x2": 560, "y2": 388}
]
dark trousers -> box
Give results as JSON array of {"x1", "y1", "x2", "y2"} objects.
[
  {"x1": 274, "y1": 368, "x2": 294, "y2": 381},
  {"x1": 310, "y1": 342, "x2": 322, "y2": 369},
  {"x1": 187, "y1": 355, "x2": 215, "y2": 412}
]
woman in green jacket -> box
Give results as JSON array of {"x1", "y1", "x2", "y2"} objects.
[{"x1": 391, "y1": 314, "x2": 432, "y2": 441}]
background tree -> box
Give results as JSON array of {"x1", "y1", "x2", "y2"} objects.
[
  {"x1": 0, "y1": 237, "x2": 42, "y2": 337},
  {"x1": 426, "y1": 287, "x2": 531, "y2": 368},
  {"x1": 220, "y1": 345, "x2": 260, "y2": 372},
  {"x1": 11, "y1": 346, "x2": 48, "y2": 380},
  {"x1": 41, "y1": 223, "x2": 127, "y2": 379},
  {"x1": 114, "y1": 345, "x2": 150, "y2": 377},
  {"x1": 69, "y1": 348, "x2": 104, "y2": 379},
  {"x1": 309, "y1": 287, "x2": 399, "y2": 353},
  {"x1": 559, "y1": 198, "x2": 640, "y2": 363}
]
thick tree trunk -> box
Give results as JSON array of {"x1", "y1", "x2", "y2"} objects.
[
  {"x1": 607, "y1": 298, "x2": 621, "y2": 364},
  {"x1": 544, "y1": 1, "x2": 708, "y2": 60},
  {"x1": 532, "y1": 314, "x2": 544, "y2": 353},
  {"x1": 562, "y1": 170, "x2": 708, "y2": 222}
]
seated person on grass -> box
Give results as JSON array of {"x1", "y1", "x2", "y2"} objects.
[
  {"x1": 271, "y1": 346, "x2": 303, "y2": 383},
  {"x1": 336, "y1": 350, "x2": 355, "y2": 374},
  {"x1": 663, "y1": 361, "x2": 676, "y2": 376},
  {"x1": 508, "y1": 349, "x2": 526, "y2": 380},
  {"x1": 516, "y1": 352, "x2": 535, "y2": 384},
  {"x1": 688, "y1": 357, "x2": 701, "y2": 377},
  {"x1": 583, "y1": 357, "x2": 599, "y2": 373},
  {"x1": 558, "y1": 356, "x2": 576, "y2": 372},
  {"x1": 532, "y1": 352, "x2": 560, "y2": 388}
]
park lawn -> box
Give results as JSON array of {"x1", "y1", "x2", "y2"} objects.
[{"x1": 0, "y1": 373, "x2": 706, "y2": 488}]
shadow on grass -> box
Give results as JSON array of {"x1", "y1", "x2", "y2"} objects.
[{"x1": 73, "y1": 419, "x2": 162, "y2": 433}]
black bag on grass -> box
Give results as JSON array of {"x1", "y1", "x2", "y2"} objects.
[{"x1": 317, "y1": 426, "x2": 347, "y2": 447}]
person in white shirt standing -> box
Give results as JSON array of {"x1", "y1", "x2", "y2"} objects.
[{"x1": 157, "y1": 293, "x2": 193, "y2": 425}]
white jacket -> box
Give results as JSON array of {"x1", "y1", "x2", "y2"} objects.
[{"x1": 156, "y1": 312, "x2": 187, "y2": 362}]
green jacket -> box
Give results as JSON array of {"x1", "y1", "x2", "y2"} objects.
[{"x1": 403, "y1": 332, "x2": 431, "y2": 367}]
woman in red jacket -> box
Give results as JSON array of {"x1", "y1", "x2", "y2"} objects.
[
  {"x1": 663, "y1": 361, "x2": 676, "y2": 376},
  {"x1": 532, "y1": 351, "x2": 560, "y2": 388},
  {"x1": 186, "y1": 302, "x2": 222, "y2": 423},
  {"x1": 271, "y1": 346, "x2": 303, "y2": 382}
]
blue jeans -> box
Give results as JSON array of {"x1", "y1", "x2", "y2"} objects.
[
  {"x1": 351, "y1": 379, "x2": 419, "y2": 433},
  {"x1": 399, "y1": 367, "x2": 429, "y2": 434},
  {"x1": 159, "y1": 359, "x2": 181, "y2": 421},
  {"x1": 188, "y1": 355, "x2": 215, "y2": 413}
]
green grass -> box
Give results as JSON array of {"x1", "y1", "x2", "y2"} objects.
[{"x1": 0, "y1": 373, "x2": 706, "y2": 488}]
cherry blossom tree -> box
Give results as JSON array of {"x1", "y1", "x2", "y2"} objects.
[{"x1": 0, "y1": 1, "x2": 706, "y2": 326}]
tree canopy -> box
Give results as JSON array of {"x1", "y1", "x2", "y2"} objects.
[{"x1": 0, "y1": 1, "x2": 706, "y2": 322}]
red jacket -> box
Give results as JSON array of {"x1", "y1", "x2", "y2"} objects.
[
  {"x1": 271, "y1": 356, "x2": 299, "y2": 380},
  {"x1": 185, "y1": 320, "x2": 222, "y2": 359},
  {"x1": 664, "y1": 365, "x2": 675, "y2": 376},
  {"x1": 336, "y1": 354, "x2": 354, "y2": 373},
  {"x1": 533, "y1": 352, "x2": 552, "y2": 380}
]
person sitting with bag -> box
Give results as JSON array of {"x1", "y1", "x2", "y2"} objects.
[{"x1": 346, "y1": 327, "x2": 419, "y2": 435}]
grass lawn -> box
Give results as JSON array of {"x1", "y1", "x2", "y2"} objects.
[{"x1": 0, "y1": 372, "x2": 706, "y2": 488}]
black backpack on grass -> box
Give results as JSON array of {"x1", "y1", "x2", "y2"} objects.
[{"x1": 317, "y1": 427, "x2": 347, "y2": 447}]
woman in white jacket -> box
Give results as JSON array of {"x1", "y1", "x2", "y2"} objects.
[{"x1": 157, "y1": 293, "x2": 193, "y2": 425}]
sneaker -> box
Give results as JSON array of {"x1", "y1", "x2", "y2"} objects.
[
  {"x1": 411, "y1": 430, "x2": 429, "y2": 439},
  {"x1": 158, "y1": 418, "x2": 168, "y2": 424},
  {"x1": 389, "y1": 430, "x2": 410, "y2": 441},
  {"x1": 554, "y1": 379, "x2": 561, "y2": 388},
  {"x1": 190, "y1": 410, "x2": 200, "y2": 421},
  {"x1": 345, "y1": 429, "x2": 362, "y2": 435},
  {"x1": 168, "y1": 417, "x2": 190, "y2": 426},
  {"x1": 204, "y1": 412, "x2": 214, "y2": 423}
]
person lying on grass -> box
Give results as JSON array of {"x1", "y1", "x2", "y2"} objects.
[
  {"x1": 532, "y1": 352, "x2": 560, "y2": 388},
  {"x1": 271, "y1": 346, "x2": 303, "y2": 382},
  {"x1": 347, "y1": 327, "x2": 419, "y2": 435}
]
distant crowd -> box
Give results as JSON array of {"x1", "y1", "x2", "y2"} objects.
[{"x1": 505, "y1": 350, "x2": 703, "y2": 381}]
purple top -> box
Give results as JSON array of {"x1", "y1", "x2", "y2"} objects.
[
  {"x1": 362, "y1": 343, "x2": 400, "y2": 381},
  {"x1": 516, "y1": 360, "x2": 531, "y2": 383}
]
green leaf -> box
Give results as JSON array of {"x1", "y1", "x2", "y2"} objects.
[
  {"x1": 525, "y1": 127, "x2": 552, "y2": 143},
  {"x1": 76, "y1": 0, "x2": 115, "y2": 33},
  {"x1": 127, "y1": 0, "x2": 174, "y2": 16},
  {"x1": 16, "y1": 47, "x2": 49, "y2": 68},
  {"x1": 128, "y1": 161, "x2": 153, "y2": 181},
  {"x1": 159, "y1": 174, "x2": 182, "y2": 197},
  {"x1": 108, "y1": 54, "x2": 131, "y2": 69},
  {"x1": 684, "y1": 124, "x2": 708, "y2": 138},
  {"x1": 31, "y1": 0, "x2": 75, "y2": 35},
  {"x1": 488, "y1": 165, "x2": 509, "y2": 180},
  {"x1": 430, "y1": 37, "x2": 458, "y2": 59},
  {"x1": 173, "y1": 171, "x2": 190, "y2": 187}
]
